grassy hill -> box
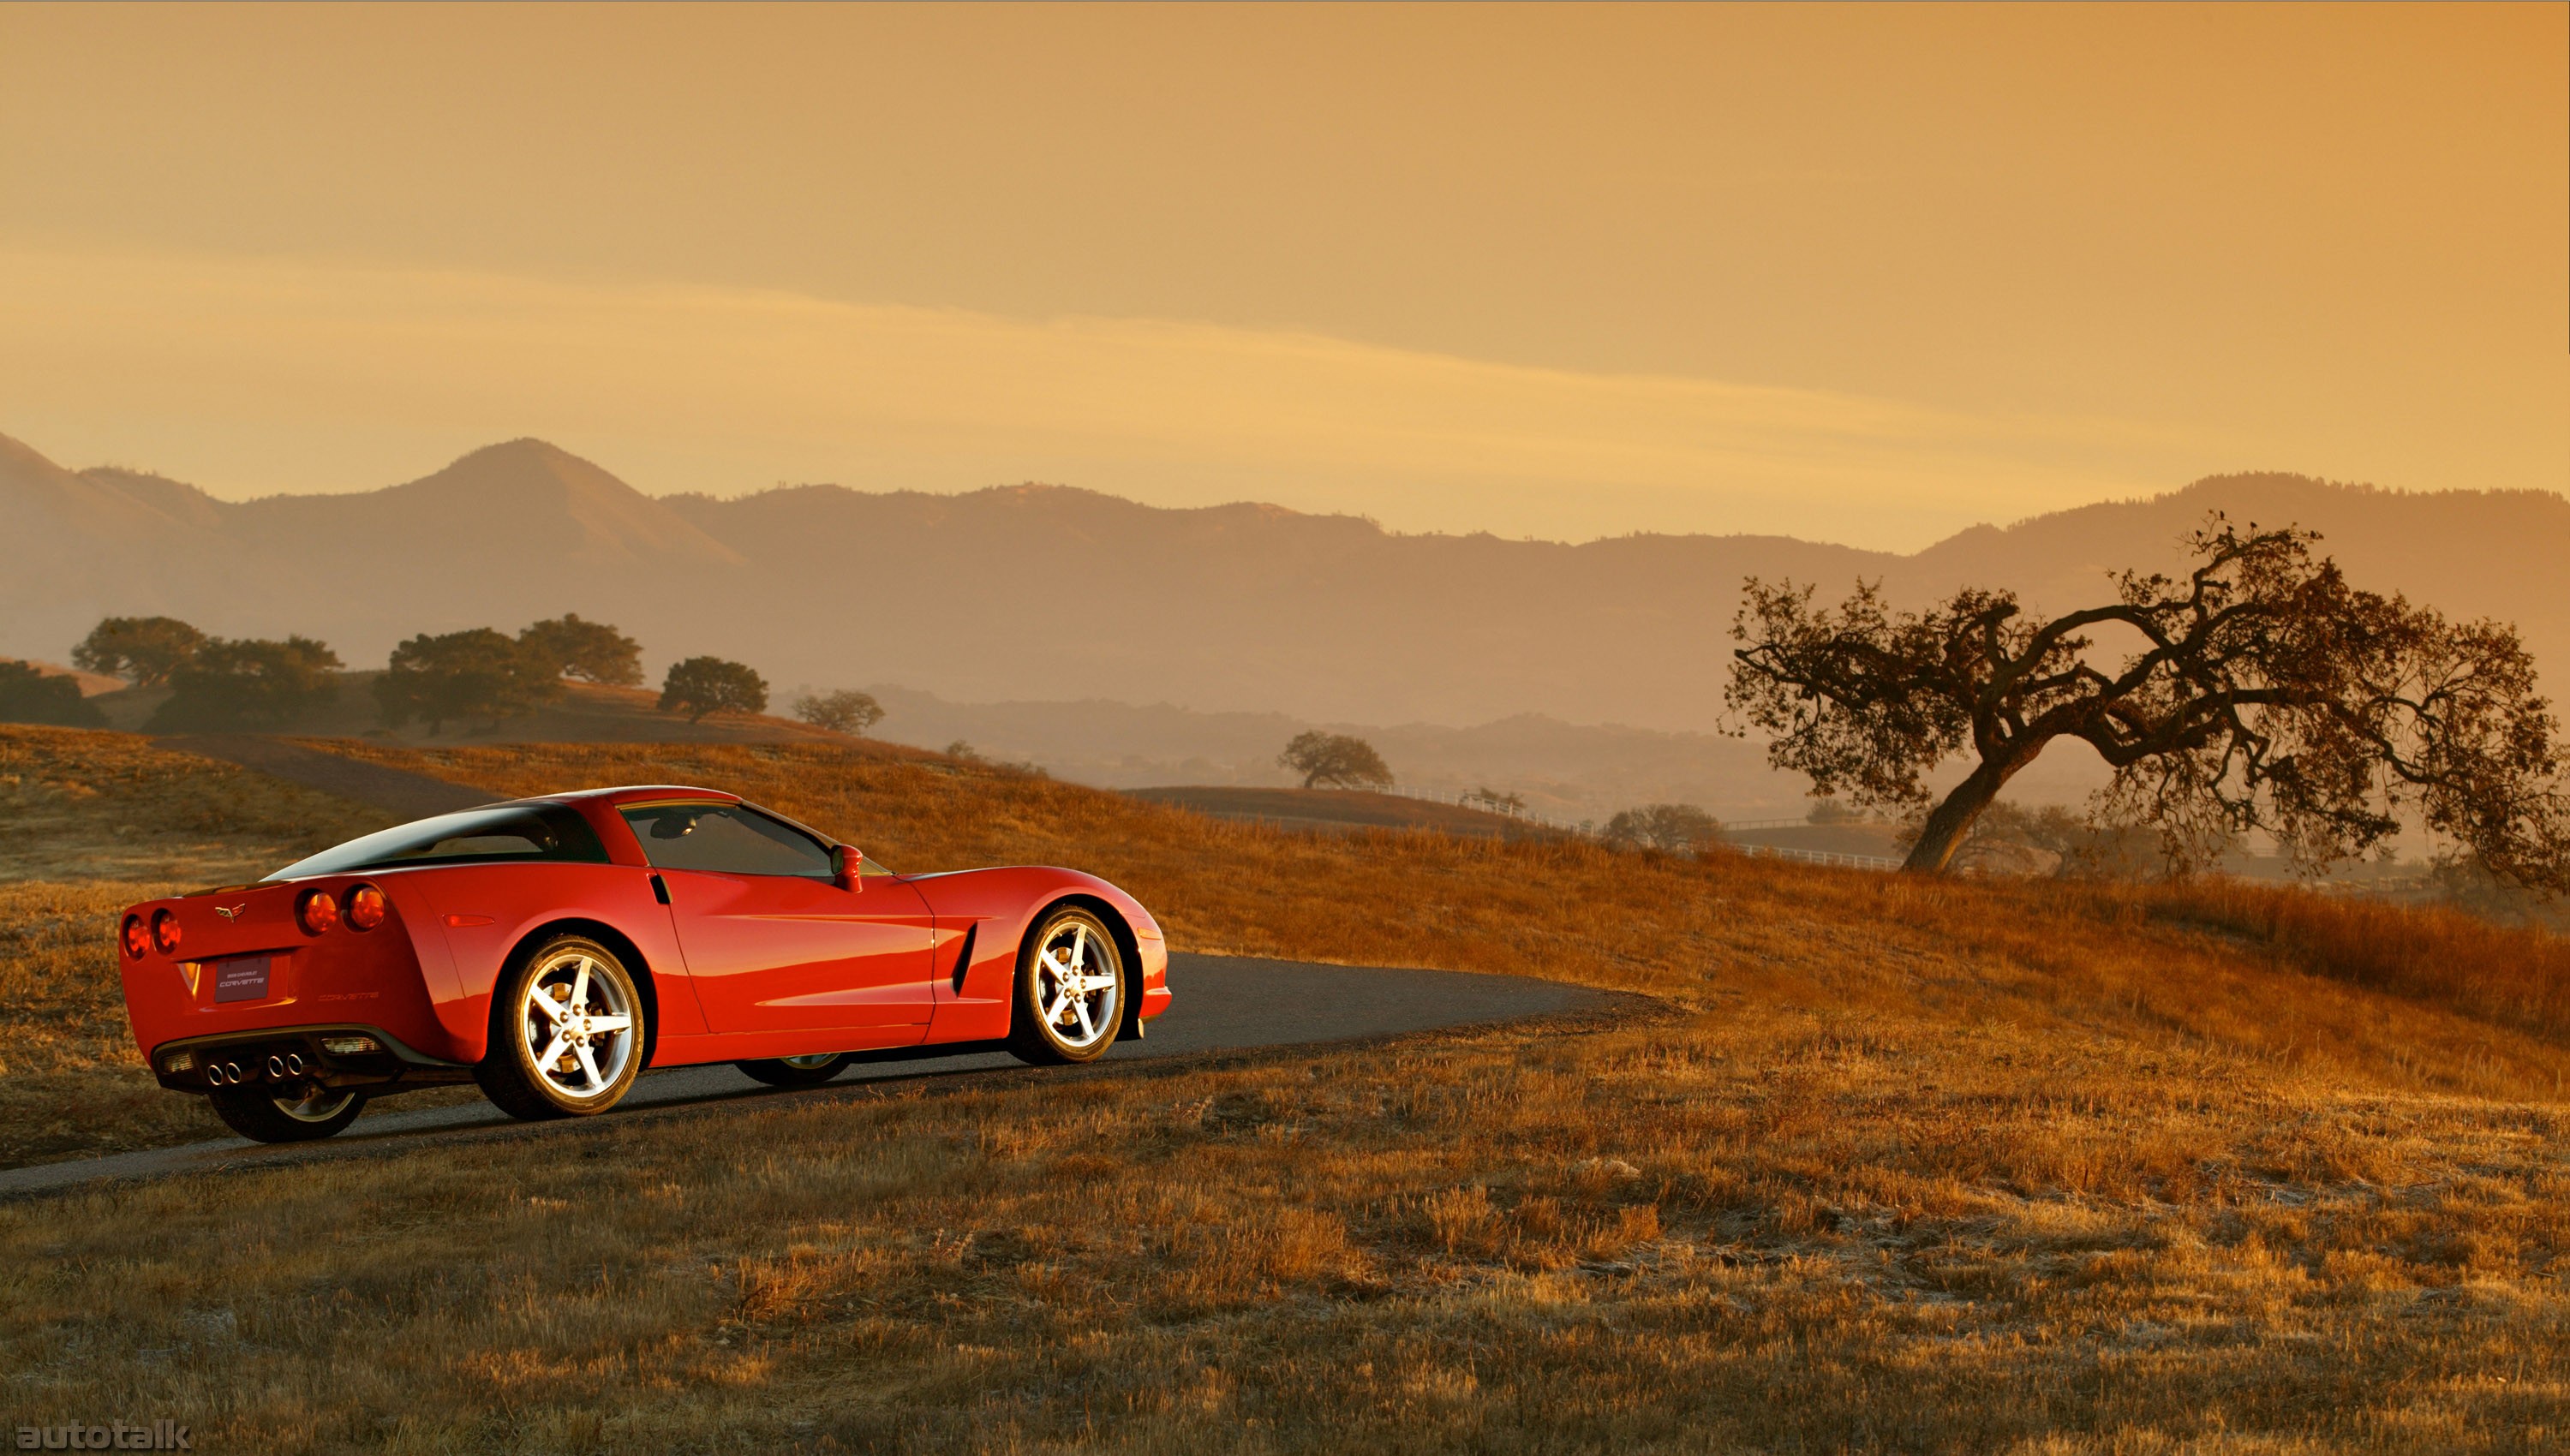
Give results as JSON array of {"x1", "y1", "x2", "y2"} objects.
[
  {"x1": 4, "y1": 725, "x2": 2569, "y2": 1447},
  {"x1": 1123, "y1": 785, "x2": 1573, "y2": 840}
]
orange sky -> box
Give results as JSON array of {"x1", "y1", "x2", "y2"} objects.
[{"x1": 0, "y1": 3, "x2": 2560, "y2": 548}]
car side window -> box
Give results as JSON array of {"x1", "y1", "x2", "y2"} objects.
[{"x1": 619, "y1": 803, "x2": 834, "y2": 879}]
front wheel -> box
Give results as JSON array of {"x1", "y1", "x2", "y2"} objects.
[
  {"x1": 476, "y1": 934, "x2": 648, "y2": 1121},
  {"x1": 208, "y1": 1084, "x2": 368, "y2": 1143},
  {"x1": 1006, "y1": 906, "x2": 1126, "y2": 1066},
  {"x1": 735, "y1": 1053, "x2": 853, "y2": 1088}
]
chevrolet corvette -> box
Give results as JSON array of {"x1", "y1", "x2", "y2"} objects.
[{"x1": 116, "y1": 785, "x2": 1170, "y2": 1142}]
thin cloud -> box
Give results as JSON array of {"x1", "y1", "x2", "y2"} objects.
[{"x1": 0, "y1": 248, "x2": 2206, "y2": 547}]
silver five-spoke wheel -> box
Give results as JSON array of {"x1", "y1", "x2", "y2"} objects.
[
  {"x1": 477, "y1": 934, "x2": 649, "y2": 1120},
  {"x1": 1008, "y1": 907, "x2": 1125, "y2": 1065},
  {"x1": 1037, "y1": 918, "x2": 1119, "y2": 1049},
  {"x1": 518, "y1": 946, "x2": 637, "y2": 1102}
]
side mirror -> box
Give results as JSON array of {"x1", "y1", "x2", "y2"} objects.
[{"x1": 833, "y1": 844, "x2": 864, "y2": 892}]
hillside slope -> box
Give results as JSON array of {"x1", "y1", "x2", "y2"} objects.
[
  {"x1": 6, "y1": 431, "x2": 2561, "y2": 734},
  {"x1": 8, "y1": 728, "x2": 2570, "y2": 1445}
]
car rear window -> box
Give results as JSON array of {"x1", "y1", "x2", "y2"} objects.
[{"x1": 266, "y1": 803, "x2": 611, "y2": 880}]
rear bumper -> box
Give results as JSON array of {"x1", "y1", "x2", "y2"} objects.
[{"x1": 148, "y1": 1023, "x2": 475, "y2": 1096}]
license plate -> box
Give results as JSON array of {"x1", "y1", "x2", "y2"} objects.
[{"x1": 212, "y1": 955, "x2": 272, "y2": 1003}]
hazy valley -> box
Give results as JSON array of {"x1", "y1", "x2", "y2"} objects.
[{"x1": 9, "y1": 429, "x2": 2563, "y2": 821}]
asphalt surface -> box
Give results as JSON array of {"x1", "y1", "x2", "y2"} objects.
[
  {"x1": 155, "y1": 735, "x2": 499, "y2": 819},
  {"x1": 0, "y1": 952, "x2": 1611, "y2": 1197}
]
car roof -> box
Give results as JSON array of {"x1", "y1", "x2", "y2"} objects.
[{"x1": 539, "y1": 785, "x2": 746, "y2": 809}]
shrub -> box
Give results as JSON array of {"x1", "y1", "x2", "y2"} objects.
[
  {"x1": 0, "y1": 662, "x2": 105, "y2": 728},
  {"x1": 793, "y1": 689, "x2": 886, "y2": 736},
  {"x1": 1603, "y1": 803, "x2": 1722, "y2": 854}
]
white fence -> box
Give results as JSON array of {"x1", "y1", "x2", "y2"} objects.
[{"x1": 1735, "y1": 844, "x2": 1904, "y2": 871}]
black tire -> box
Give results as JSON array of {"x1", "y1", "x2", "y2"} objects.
[
  {"x1": 208, "y1": 1085, "x2": 368, "y2": 1143},
  {"x1": 1005, "y1": 904, "x2": 1127, "y2": 1066},
  {"x1": 735, "y1": 1053, "x2": 854, "y2": 1088},
  {"x1": 476, "y1": 934, "x2": 649, "y2": 1121}
]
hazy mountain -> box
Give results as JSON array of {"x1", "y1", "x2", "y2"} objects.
[{"x1": 4, "y1": 432, "x2": 2563, "y2": 750}]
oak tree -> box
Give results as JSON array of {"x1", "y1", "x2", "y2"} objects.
[
  {"x1": 146, "y1": 636, "x2": 343, "y2": 731},
  {"x1": 1728, "y1": 519, "x2": 2570, "y2": 885},
  {"x1": 0, "y1": 660, "x2": 105, "y2": 727},
  {"x1": 660, "y1": 656, "x2": 768, "y2": 724},
  {"x1": 517, "y1": 614, "x2": 642, "y2": 686},
  {"x1": 71, "y1": 616, "x2": 204, "y2": 688},
  {"x1": 376, "y1": 628, "x2": 565, "y2": 734},
  {"x1": 1278, "y1": 731, "x2": 1393, "y2": 791}
]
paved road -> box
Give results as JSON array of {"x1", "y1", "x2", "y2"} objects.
[
  {"x1": 0, "y1": 953, "x2": 1613, "y2": 1198},
  {"x1": 155, "y1": 735, "x2": 498, "y2": 819}
]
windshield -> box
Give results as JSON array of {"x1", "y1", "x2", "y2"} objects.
[{"x1": 266, "y1": 802, "x2": 612, "y2": 880}]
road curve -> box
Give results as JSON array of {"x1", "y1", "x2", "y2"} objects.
[{"x1": 1, "y1": 953, "x2": 1613, "y2": 1198}]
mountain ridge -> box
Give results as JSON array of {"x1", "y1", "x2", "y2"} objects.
[{"x1": 4, "y1": 429, "x2": 2561, "y2": 735}]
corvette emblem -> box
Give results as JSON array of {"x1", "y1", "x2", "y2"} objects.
[{"x1": 214, "y1": 904, "x2": 247, "y2": 922}]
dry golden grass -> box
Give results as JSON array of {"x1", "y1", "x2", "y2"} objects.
[
  {"x1": 0, "y1": 725, "x2": 388, "y2": 884},
  {"x1": 4, "y1": 731, "x2": 2569, "y2": 1447},
  {"x1": 0, "y1": 879, "x2": 227, "y2": 1166},
  {"x1": 311, "y1": 738, "x2": 2570, "y2": 1106},
  {"x1": 0, "y1": 730, "x2": 398, "y2": 1164},
  {"x1": 3, "y1": 1001, "x2": 2564, "y2": 1452}
]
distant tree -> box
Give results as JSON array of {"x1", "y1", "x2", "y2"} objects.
[
  {"x1": 0, "y1": 660, "x2": 106, "y2": 727},
  {"x1": 1278, "y1": 731, "x2": 1394, "y2": 790},
  {"x1": 1603, "y1": 803, "x2": 1723, "y2": 854},
  {"x1": 659, "y1": 656, "x2": 768, "y2": 724},
  {"x1": 1467, "y1": 786, "x2": 1528, "y2": 815},
  {"x1": 793, "y1": 689, "x2": 886, "y2": 736},
  {"x1": 1806, "y1": 797, "x2": 1864, "y2": 826},
  {"x1": 1730, "y1": 517, "x2": 2570, "y2": 885},
  {"x1": 146, "y1": 636, "x2": 343, "y2": 731},
  {"x1": 375, "y1": 628, "x2": 565, "y2": 734},
  {"x1": 517, "y1": 614, "x2": 642, "y2": 686},
  {"x1": 945, "y1": 740, "x2": 983, "y2": 761},
  {"x1": 70, "y1": 616, "x2": 204, "y2": 688}
]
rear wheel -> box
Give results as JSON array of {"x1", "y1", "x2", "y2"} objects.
[
  {"x1": 208, "y1": 1084, "x2": 367, "y2": 1143},
  {"x1": 1006, "y1": 905, "x2": 1126, "y2": 1066},
  {"x1": 477, "y1": 934, "x2": 648, "y2": 1121},
  {"x1": 735, "y1": 1052, "x2": 853, "y2": 1088}
]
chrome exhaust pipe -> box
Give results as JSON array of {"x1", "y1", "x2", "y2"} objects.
[
  {"x1": 223, "y1": 1060, "x2": 243, "y2": 1084},
  {"x1": 286, "y1": 1053, "x2": 305, "y2": 1075},
  {"x1": 267, "y1": 1054, "x2": 287, "y2": 1079}
]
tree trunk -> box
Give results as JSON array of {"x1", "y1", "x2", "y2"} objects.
[{"x1": 1902, "y1": 755, "x2": 2021, "y2": 874}]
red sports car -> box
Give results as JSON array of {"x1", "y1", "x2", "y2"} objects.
[{"x1": 116, "y1": 785, "x2": 1170, "y2": 1143}]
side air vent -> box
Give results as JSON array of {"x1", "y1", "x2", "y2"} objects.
[{"x1": 949, "y1": 924, "x2": 977, "y2": 995}]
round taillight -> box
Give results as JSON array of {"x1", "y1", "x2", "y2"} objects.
[
  {"x1": 122, "y1": 915, "x2": 149, "y2": 959},
  {"x1": 150, "y1": 909, "x2": 182, "y2": 956},
  {"x1": 296, "y1": 888, "x2": 340, "y2": 935},
  {"x1": 344, "y1": 883, "x2": 387, "y2": 931}
]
